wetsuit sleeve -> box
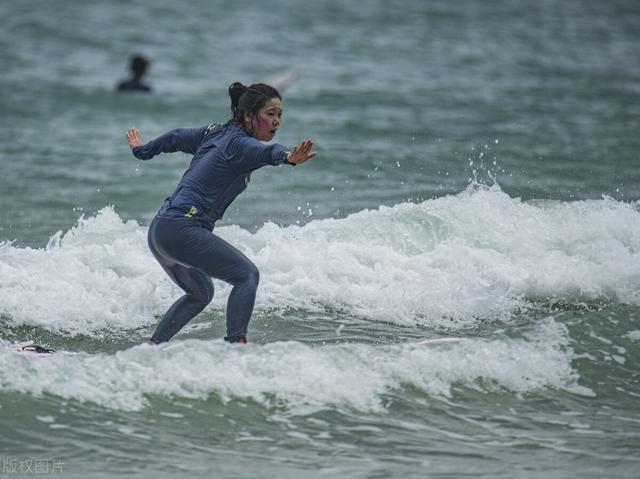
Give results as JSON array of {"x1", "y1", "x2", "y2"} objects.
[
  {"x1": 226, "y1": 135, "x2": 292, "y2": 174},
  {"x1": 132, "y1": 127, "x2": 208, "y2": 160}
]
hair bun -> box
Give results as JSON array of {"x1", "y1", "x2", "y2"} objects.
[{"x1": 229, "y1": 82, "x2": 248, "y2": 110}]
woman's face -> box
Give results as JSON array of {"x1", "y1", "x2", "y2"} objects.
[{"x1": 245, "y1": 97, "x2": 282, "y2": 142}]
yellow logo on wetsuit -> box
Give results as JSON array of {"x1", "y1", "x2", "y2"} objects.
[{"x1": 185, "y1": 206, "x2": 198, "y2": 218}]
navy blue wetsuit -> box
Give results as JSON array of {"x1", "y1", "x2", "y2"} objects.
[{"x1": 132, "y1": 121, "x2": 292, "y2": 343}]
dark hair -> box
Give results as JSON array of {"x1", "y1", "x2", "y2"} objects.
[
  {"x1": 229, "y1": 82, "x2": 281, "y2": 123},
  {"x1": 130, "y1": 55, "x2": 149, "y2": 78}
]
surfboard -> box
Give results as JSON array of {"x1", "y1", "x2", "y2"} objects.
[
  {"x1": 417, "y1": 337, "x2": 464, "y2": 345},
  {"x1": 8, "y1": 338, "x2": 465, "y2": 356},
  {"x1": 11, "y1": 343, "x2": 57, "y2": 356},
  {"x1": 15, "y1": 344, "x2": 56, "y2": 355},
  {"x1": 266, "y1": 70, "x2": 297, "y2": 91}
]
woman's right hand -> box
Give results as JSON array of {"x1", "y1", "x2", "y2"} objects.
[{"x1": 126, "y1": 127, "x2": 144, "y2": 149}]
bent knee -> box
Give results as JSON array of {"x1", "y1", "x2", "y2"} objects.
[
  {"x1": 225, "y1": 262, "x2": 260, "y2": 287},
  {"x1": 246, "y1": 265, "x2": 260, "y2": 286},
  {"x1": 236, "y1": 264, "x2": 259, "y2": 287},
  {"x1": 193, "y1": 283, "x2": 214, "y2": 306}
]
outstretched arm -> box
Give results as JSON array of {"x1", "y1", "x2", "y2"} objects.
[
  {"x1": 126, "y1": 126, "x2": 208, "y2": 160},
  {"x1": 227, "y1": 136, "x2": 317, "y2": 174}
]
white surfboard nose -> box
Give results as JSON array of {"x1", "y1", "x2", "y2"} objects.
[{"x1": 416, "y1": 337, "x2": 464, "y2": 345}]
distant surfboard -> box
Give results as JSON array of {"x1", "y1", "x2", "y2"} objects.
[
  {"x1": 266, "y1": 70, "x2": 297, "y2": 92},
  {"x1": 417, "y1": 337, "x2": 464, "y2": 345}
]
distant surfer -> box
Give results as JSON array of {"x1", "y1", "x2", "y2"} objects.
[
  {"x1": 126, "y1": 82, "x2": 316, "y2": 344},
  {"x1": 117, "y1": 55, "x2": 152, "y2": 92}
]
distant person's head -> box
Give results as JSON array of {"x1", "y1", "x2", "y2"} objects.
[
  {"x1": 130, "y1": 55, "x2": 150, "y2": 80},
  {"x1": 229, "y1": 82, "x2": 282, "y2": 142}
]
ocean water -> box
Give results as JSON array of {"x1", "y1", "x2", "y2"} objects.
[{"x1": 1, "y1": 0, "x2": 639, "y2": 477}]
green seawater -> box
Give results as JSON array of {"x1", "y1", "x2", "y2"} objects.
[{"x1": 1, "y1": 0, "x2": 639, "y2": 477}]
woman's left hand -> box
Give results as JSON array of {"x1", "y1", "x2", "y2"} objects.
[{"x1": 287, "y1": 139, "x2": 316, "y2": 165}]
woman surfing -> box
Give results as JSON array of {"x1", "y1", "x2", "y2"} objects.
[{"x1": 126, "y1": 82, "x2": 316, "y2": 344}]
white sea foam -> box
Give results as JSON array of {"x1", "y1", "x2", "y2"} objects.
[
  {"x1": 627, "y1": 331, "x2": 640, "y2": 341},
  {"x1": 1, "y1": 185, "x2": 640, "y2": 335},
  {"x1": 0, "y1": 208, "x2": 172, "y2": 334},
  {"x1": 0, "y1": 319, "x2": 588, "y2": 412}
]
